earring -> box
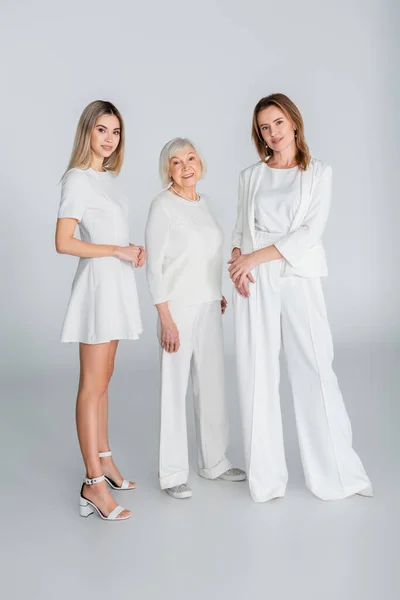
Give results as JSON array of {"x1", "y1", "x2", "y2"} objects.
[{"x1": 265, "y1": 143, "x2": 269, "y2": 148}]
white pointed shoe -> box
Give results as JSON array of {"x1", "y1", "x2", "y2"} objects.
[
  {"x1": 218, "y1": 468, "x2": 247, "y2": 482},
  {"x1": 79, "y1": 475, "x2": 131, "y2": 521},
  {"x1": 99, "y1": 451, "x2": 136, "y2": 491}
]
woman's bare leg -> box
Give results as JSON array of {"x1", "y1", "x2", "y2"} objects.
[
  {"x1": 77, "y1": 342, "x2": 130, "y2": 518},
  {"x1": 97, "y1": 341, "x2": 136, "y2": 488},
  {"x1": 97, "y1": 340, "x2": 118, "y2": 453}
]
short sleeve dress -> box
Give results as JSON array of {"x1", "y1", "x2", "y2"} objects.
[{"x1": 58, "y1": 168, "x2": 143, "y2": 344}]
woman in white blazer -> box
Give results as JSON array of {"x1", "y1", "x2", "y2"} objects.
[
  {"x1": 145, "y1": 137, "x2": 246, "y2": 499},
  {"x1": 228, "y1": 93, "x2": 372, "y2": 503}
]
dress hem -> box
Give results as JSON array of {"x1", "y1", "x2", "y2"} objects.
[{"x1": 60, "y1": 331, "x2": 143, "y2": 344}]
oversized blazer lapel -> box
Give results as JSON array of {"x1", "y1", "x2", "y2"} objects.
[
  {"x1": 246, "y1": 162, "x2": 264, "y2": 246},
  {"x1": 288, "y1": 159, "x2": 315, "y2": 233}
]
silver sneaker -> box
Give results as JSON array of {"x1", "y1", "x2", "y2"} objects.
[
  {"x1": 165, "y1": 483, "x2": 192, "y2": 499},
  {"x1": 218, "y1": 468, "x2": 247, "y2": 482}
]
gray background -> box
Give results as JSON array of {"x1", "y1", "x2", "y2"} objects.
[{"x1": 0, "y1": 0, "x2": 398, "y2": 599}]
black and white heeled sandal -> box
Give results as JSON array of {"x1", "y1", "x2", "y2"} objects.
[
  {"x1": 79, "y1": 475, "x2": 131, "y2": 521},
  {"x1": 99, "y1": 451, "x2": 136, "y2": 491}
]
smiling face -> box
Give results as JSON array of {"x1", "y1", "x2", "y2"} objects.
[
  {"x1": 168, "y1": 146, "x2": 202, "y2": 189},
  {"x1": 257, "y1": 105, "x2": 296, "y2": 153},
  {"x1": 90, "y1": 113, "x2": 121, "y2": 161}
]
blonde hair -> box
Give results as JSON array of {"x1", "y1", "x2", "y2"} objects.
[
  {"x1": 63, "y1": 100, "x2": 125, "y2": 177},
  {"x1": 159, "y1": 137, "x2": 207, "y2": 187},
  {"x1": 251, "y1": 93, "x2": 311, "y2": 171}
]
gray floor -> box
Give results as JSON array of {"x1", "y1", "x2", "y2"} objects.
[{"x1": 1, "y1": 345, "x2": 398, "y2": 600}]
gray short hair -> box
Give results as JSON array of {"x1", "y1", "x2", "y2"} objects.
[{"x1": 159, "y1": 137, "x2": 207, "y2": 187}]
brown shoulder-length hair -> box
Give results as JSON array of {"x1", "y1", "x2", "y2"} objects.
[
  {"x1": 63, "y1": 100, "x2": 125, "y2": 177},
  {"x1": 251, "y1": 93, "x2": 311, "y2": 171}
]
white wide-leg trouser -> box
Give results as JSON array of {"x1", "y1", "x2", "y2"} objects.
[
  {"x1": 234, "y1": 250, "x2": 372, "y2": 502},
  {"x1": 158, "y1": 300, "x2": 232, "y2": 490}
]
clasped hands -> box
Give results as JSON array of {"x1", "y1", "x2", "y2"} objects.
[
  {"x1": 115, "y1": 244, "x2": 146, "y2": 267},
  {"x1": 227, "y1": 248, "x2": 257, "y2": 297}
]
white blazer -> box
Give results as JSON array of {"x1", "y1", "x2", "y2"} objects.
[{"x1": 231, "y1": 157, "x2": 333, "y2": 278}]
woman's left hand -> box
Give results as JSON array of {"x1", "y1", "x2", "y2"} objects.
[
  {"x1": 221, "y1": 296, "x2": 228, "y2": 315},
  {"x1": 227, "y1": 253, "x2": 258, "y2": 287},
  {"x1": 137, "y1": 246, "x2": 146, "y2": 267}
]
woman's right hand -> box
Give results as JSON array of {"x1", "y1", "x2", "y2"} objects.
[
  {"x1": 114, "y1": 245, "x2": 141, "y2": 265},
  {"x1": 160, "y1": 320, "x2": 180, "y2": 353}
]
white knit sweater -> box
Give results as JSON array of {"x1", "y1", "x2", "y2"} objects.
[{"x1": 145, "y1": 189, "x2": 224, "y2": 306}]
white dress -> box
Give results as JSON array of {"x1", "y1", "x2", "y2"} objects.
[{"x1": 58, "y1": 168, "x2": 143, "y2": 344}]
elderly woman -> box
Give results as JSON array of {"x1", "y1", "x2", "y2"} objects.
[
  {"x1": 229, "y1": 93, "x2": 372, "y2": 503},
  {"x1": 145, "y1": 137, "x2": 246, "y2": 499}
]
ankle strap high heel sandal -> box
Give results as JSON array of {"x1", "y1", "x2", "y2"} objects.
[
  {"x1": 99, "y1": 451, "x2": 136, "y2": 491},
  {"x1": 79, "y1": 475, "x2": 130, "y2": 521}
]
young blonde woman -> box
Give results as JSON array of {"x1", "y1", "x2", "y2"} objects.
[
  {"x1": 229, "y1": 93, "x2": 372, "y2": 503},
  {"x1": 56, "y1": 100, "x2": 144, "y2": 521}
]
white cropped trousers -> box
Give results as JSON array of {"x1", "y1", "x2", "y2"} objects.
[
  {"x1": 234, "y1": 255, "x2": 372, "y2": 502},
  {"x1": 157, "y1": 300, "x2": 232, "y2": 489}
]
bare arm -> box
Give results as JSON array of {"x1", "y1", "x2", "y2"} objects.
[
  {"x1": 253, "y1": 244, "x2": 283, "y2": 265},
  {"x1": 55, "y1": 218, "x2": 141, "y2": 263}
]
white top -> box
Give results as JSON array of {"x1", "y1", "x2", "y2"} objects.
[
  {"x1": 145, "y1": 189, "x2": 224, "y2": 306},
  {"x1": 58, "y1": 168, "x2": 142, "y2": 344},
  {"x1": 254, "y1": 165, "x2": 301, "y2": 234}
]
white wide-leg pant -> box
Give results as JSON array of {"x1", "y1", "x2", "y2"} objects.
[
  {"x1": 158, "y1": 300, "x2": 232, "y2": 489},
  {"x1": 234, "y1": 254, "x2": 372, "y2": 503}
]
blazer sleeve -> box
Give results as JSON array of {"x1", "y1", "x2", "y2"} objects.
[
  {"x1": 274, "y1": 164, "x2": 333, "y2": 268},
  {"x1": 231, "y1": 171, "x2": 244, "y2": 251},
  {"x1": 145, "y1": 199, "x2": 170, "y2": 305}
]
